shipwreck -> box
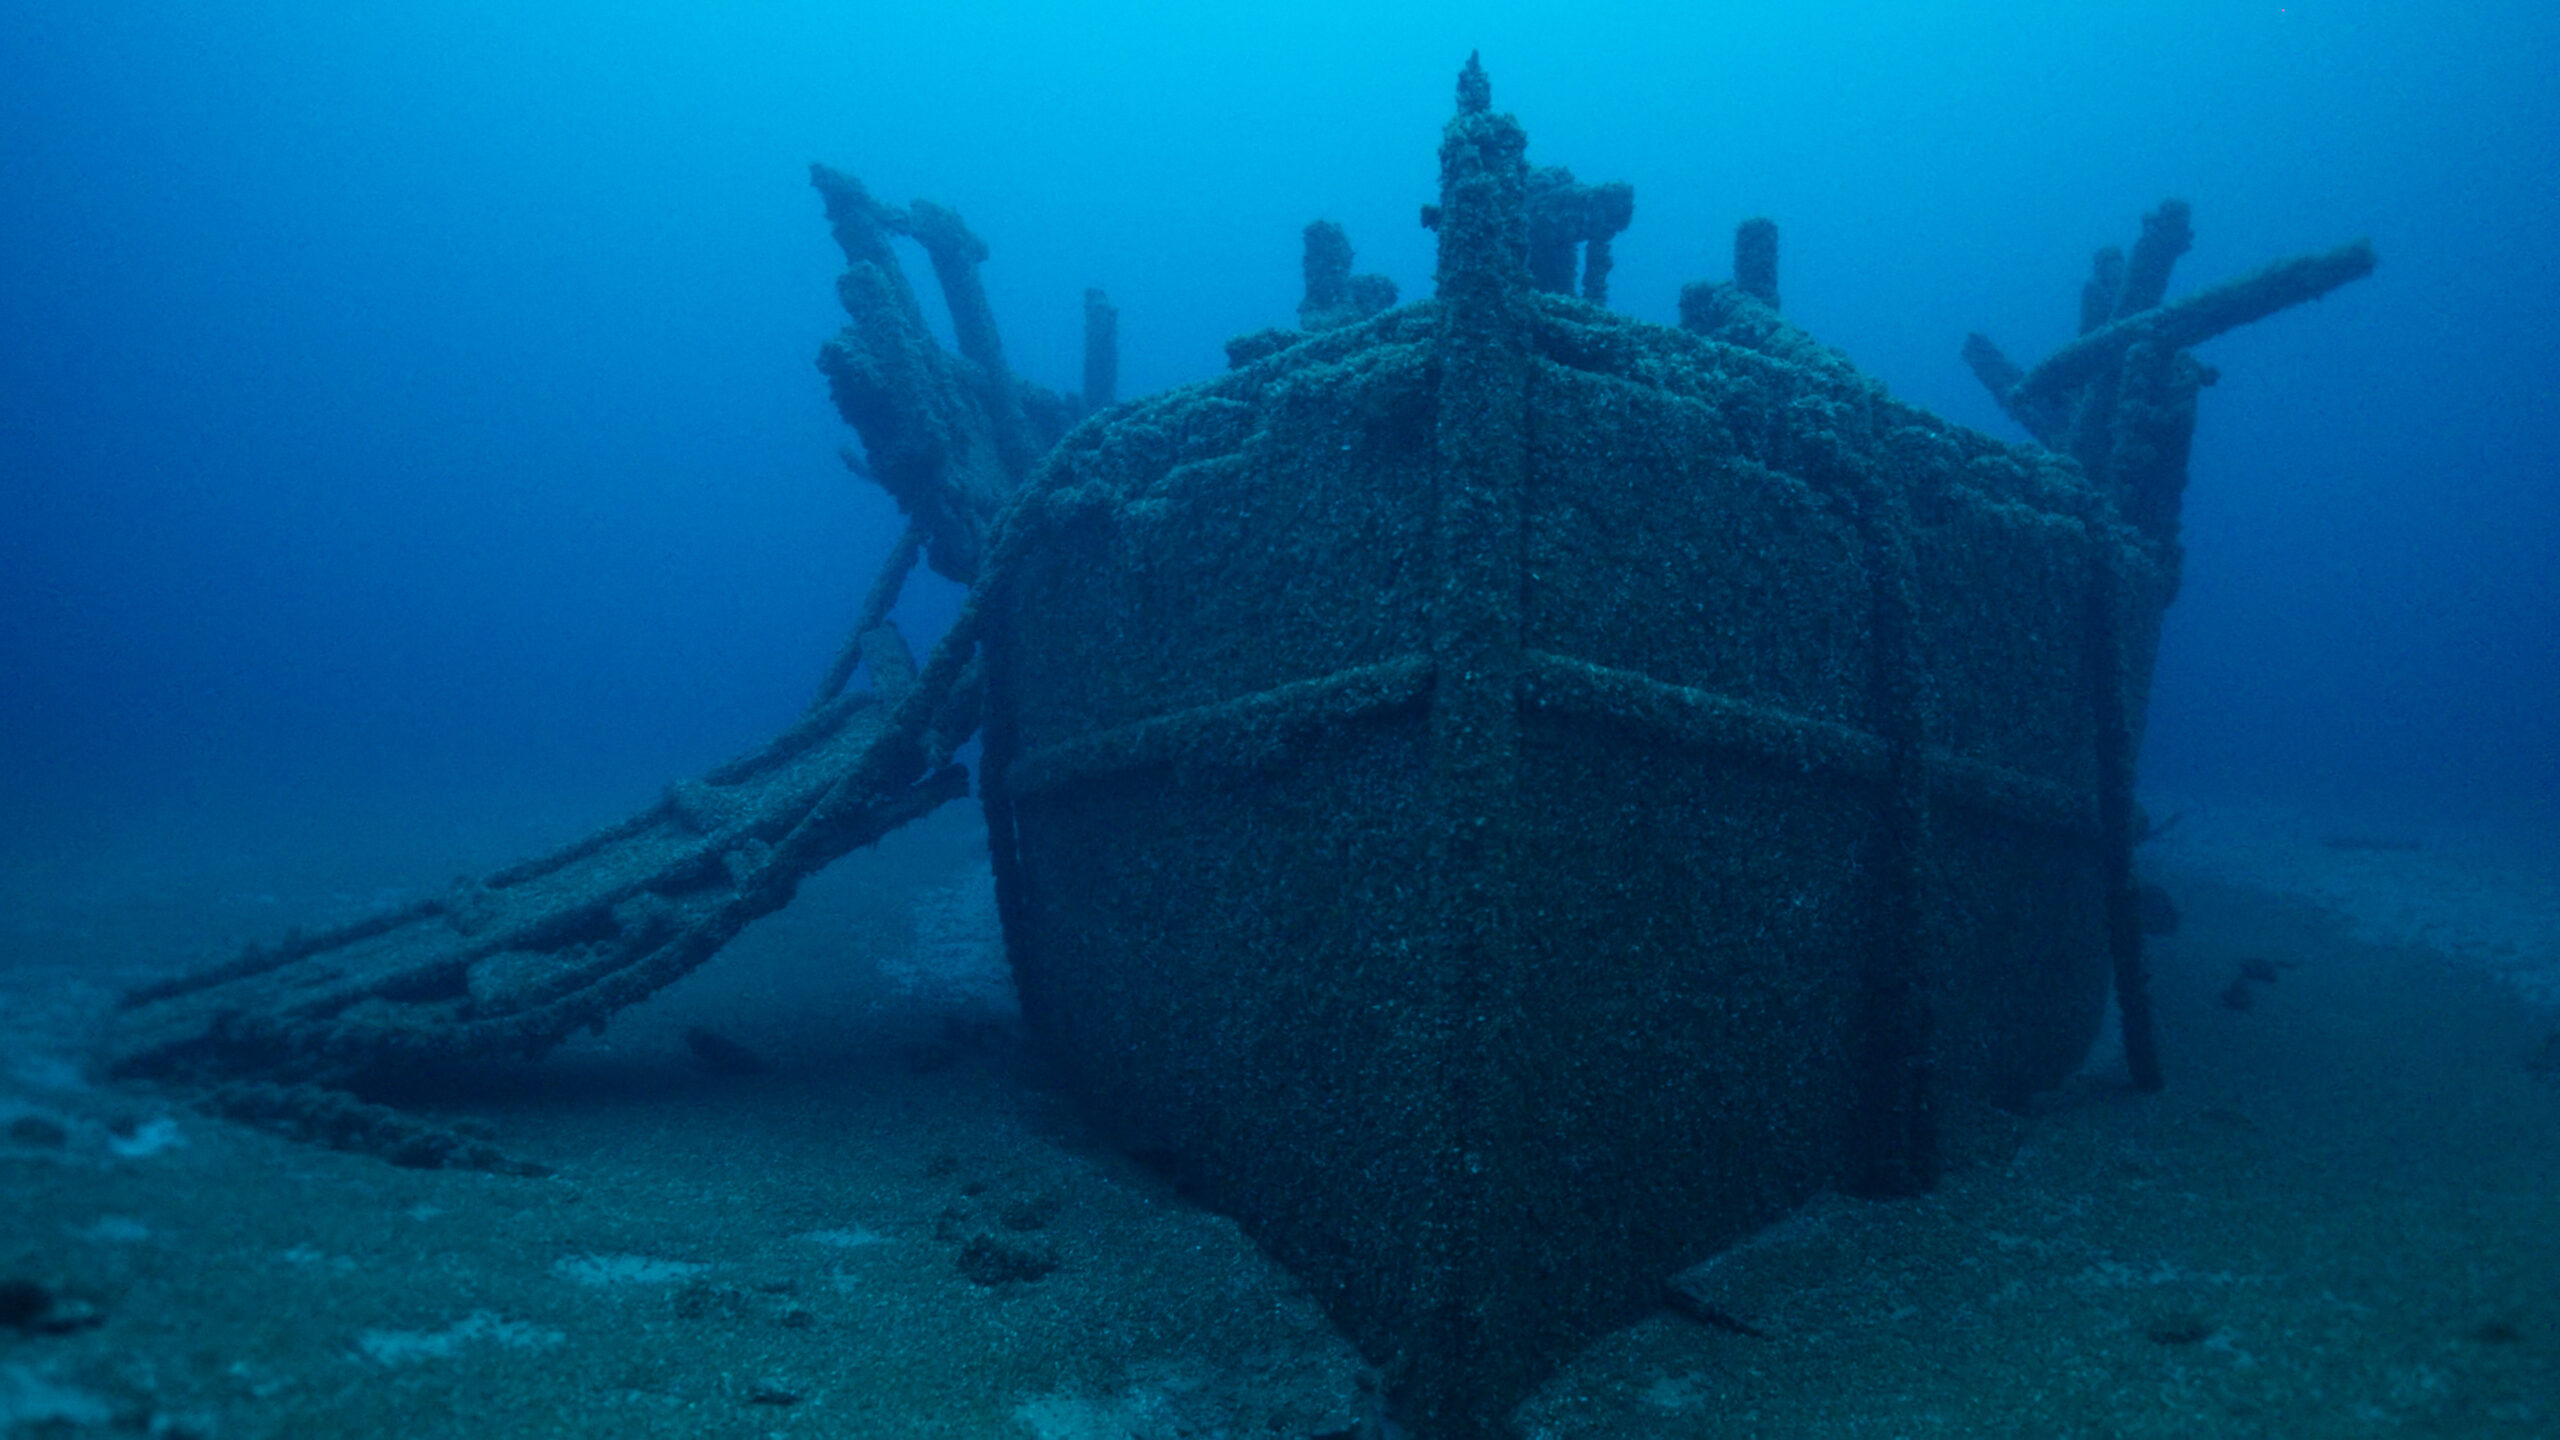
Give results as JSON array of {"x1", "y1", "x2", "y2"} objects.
[{"x1": 103, "y1": 58, "x2": 2374, "y2": 1437}]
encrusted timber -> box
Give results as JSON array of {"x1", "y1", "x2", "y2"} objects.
[
  {"x1": 2010, "y1": 238, "x2": 2377, "y2": 410},
  {"x1": 994, "y1": 266, "x2": 2147, "y2": 843},
  {"x1": 105, "y1": 694, "x2": 967, "y2": 1085},
  {"x1": 104, "y1": 537, "x2": 975, "y2": 1088},
  {"x1": 1081, "y1": 288, "x2": 1119, "y2": 411},
  {"x1": 809, "y1": 165, "x2": 1121, "y2": 586},
  {"x1": 1964, "y1": 223, "x2": 2373, "y2": 577},
  {"x1": 1961, "y1": 331, "x2": 2068, "y2": 446},
  {"x1": 809, "y1": 524, "x2": 926, "y2": 711},
  {"x1": 1677, "y1": 230, "x2": 1858, "y2": 382},
  {"x1": 817, "y1": 237, "x2": 1017, "y2": 584},
  {"x1": 1522, "y1": 165, "x2": 1635, "y2": 303},
  {"x1": 1296, "y1": 220, "x2": 1400, "y2": 334},
  {"x1": 1000, "y1": 648, "x2": 2097, "y2": 840}
]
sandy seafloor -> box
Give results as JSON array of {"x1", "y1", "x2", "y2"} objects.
[{"x1": 2, "y1": 784, "x2": 2554, "y2": 1437}]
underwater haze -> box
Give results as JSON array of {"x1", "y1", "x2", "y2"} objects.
[
  {"x1": 3, "y1": 0, "x2": 2554, "y2": 833},
  {"x1": 11, "y1": 5, "x2": 2560, "y2": 1436}
]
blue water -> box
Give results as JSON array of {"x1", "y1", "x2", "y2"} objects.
[{"x1": 4, "y1": 0, "x2": 2554, "y2": 832}]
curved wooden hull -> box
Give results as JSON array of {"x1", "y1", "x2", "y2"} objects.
[{"x1": 985, "y1": 278, "x2": 2169, "y2": 1431}]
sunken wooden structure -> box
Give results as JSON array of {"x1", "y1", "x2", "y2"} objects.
[
  {"x1": 979, "y1": 61, "x2": 2368, "y2": 1434},
  {"x1": 107, "y1": 57, "x2": 2373, "y2": 1440}
]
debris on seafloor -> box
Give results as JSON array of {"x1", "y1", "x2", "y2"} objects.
[
  {"x1": 955, "y1": 1233, "x2": 1060, "y2": 1287},
  {"x1": 682, "y1": 1025, "x2": 769, "y2": 1077},
  {"x1": 0, "y1": 1277, "x2": 104, "y2": 1336},
  {"x1": 2141, "y1": 1310, "x2": 2218, "y2": 1345},
  {"x1": 2219, "y1": 952, "x2": 2303, "y2": 1009}
]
